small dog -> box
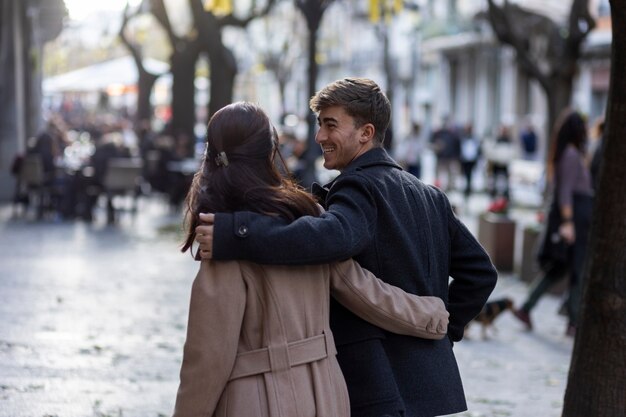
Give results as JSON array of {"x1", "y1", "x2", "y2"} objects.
[{"x1": 465, "y1": 297, "x2": 514, "y2": 340}]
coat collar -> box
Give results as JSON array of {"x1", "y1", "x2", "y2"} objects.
[
  {"x1": 342, "y1": 147, "x2": 402, "y2": 174},
  {"x1": 312, "y1": 147, "x2": 402, "y2": 203}
]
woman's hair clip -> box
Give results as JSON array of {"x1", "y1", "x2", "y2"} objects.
[{"x1": 215, "y1": 151, "x2": 229, "y2": 167}]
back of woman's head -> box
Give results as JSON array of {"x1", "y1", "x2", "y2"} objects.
[
  {"x1": 203, "y1": 102, "x2": 277, "y2": 211},
  {"x1": 181, "y1": 102, "x2": 319, "y2": 253},
  {"x1": 551, "y1": 109, "x2": 587, "y2": 164}
]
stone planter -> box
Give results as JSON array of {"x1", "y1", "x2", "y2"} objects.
[
  {"x1": 520, "y1": 224, "x2": 568, "y2": 295},
  {"x1": 478, "y1": 213, "x2": 516, "y2": 272},
  {"x1": 520, "y1": 225, "x2": 541, "y2": 283}
]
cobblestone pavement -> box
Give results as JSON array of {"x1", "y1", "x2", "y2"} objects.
[{"x1": 0, "y1": 195, "x2": 573, "y2": 417}]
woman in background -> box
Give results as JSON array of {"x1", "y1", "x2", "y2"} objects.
[
  {"x1": 514, "y1": 110, "x2": 594, "y2": 337},
  {"x1": 173, "y1": 102, "x2": 449, "y2": 417}
]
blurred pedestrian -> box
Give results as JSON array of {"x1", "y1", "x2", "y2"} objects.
[
  {"x1": 23, "y1": 115, "x2": 70, "y2": 216},
  {"x1": 194, "y1": 78, "x2": 497, "y2": 417},
  {"x1": 395, "y1": 121, "x2": 423, "y2": 178},
  {"x1": 173, "y1": 101, "x2": 450, "y2": 417},
  {"x1": 519, "y1": 117, "x2": 539, "y2": 161},
  {"x1": 485, "y1": 124, "x2": 515, "y2": 199},
  {"x1": 459, "y1": 123, "x2": 481, "y2": 198},
  {"x1": 430, "y1": 115, "x2": 461, "y2": 191},
  {"x1": 514, "y1": 110, "x2": 594, "y2": 337},
  {"x1": 278, "y1": 130, "x2": 308, "y2": 184},
  {"x1": 28, "y1": 115, "x2": 70, "y2": 182}
]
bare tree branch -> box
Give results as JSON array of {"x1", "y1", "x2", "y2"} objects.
[
  {"x1": 187, "y1": 0, "x2": 277, "y2": 29},
  {"x1": 220, "y1": 0, "x2": 278, "y2": 28},
  {"x1": 119, "y1": 2, "x2": 147, "y2": 75},
  {"x1": 486, "y1": 0, "x2": 550, "y2": 91},
  {"x1": 569, "y1": 0, "x2": 596, "y2": 44},
  {"x1": 150, "y1": 0, "x2": 180, "y2": 46},
  {"x1": 296, "y1": 0, "x2": 333, "y2": 31}
]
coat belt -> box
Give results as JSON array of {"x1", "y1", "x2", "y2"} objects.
[{"x1": 229, "y1": 332, "x2": 336, "y2": 381}]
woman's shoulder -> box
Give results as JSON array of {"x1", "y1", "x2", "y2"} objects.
[
  {"x1": 563, "y1": 144, "x2": 582, "y2": 158},
  {"x1": 560, "y1": 144, "x2": 584, "y2": 167}
]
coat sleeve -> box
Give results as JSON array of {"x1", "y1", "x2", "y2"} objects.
[
  {"x1": 447, "y1": 209, "x2": 498, "y2": 342},
  {"x1": 556, "y1": 146, "x2": 580, "y2": 209},
  {"x1": 212, "y1": 174, "x2": 377, "y2": 265},
  {"x1": 173, "y1": 261, "x2": 247, "y2": 417},
  {"x1": 329, "y1": 260, "x2": 448, "y2": 340}
]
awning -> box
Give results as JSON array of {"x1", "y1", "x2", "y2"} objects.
[{"x1": 43, "y1": 56, "x2": 169, "y2": 94}]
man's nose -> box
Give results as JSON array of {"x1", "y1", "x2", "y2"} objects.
[{"x1": 315, "y1": 129, "x2": 324, "y2": 144}]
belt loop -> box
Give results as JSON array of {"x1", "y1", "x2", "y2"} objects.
[
  {"x1": 268, "y1": 343, "x2": 291, "y2": 373},
  {"x1": 323, "y1": 329, "x2": 337, "y2": 356}
]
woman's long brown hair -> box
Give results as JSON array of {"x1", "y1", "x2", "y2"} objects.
[
  {"x1": 546, "y1": 109, "x2": 588, "y2": 184},
  {"x1": 181, "y1": 102, "x2": 319, "y2": 255}
]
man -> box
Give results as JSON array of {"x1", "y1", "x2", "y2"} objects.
[
  {"x1": 429, "y1": 115, "x2": 461, "y2": 191},
  {"x1": 196, "y1": 78, "x2": 497, "y2": 417}
]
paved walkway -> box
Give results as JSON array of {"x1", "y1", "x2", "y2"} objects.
[{"x1": 0, "y1": 193, "x2": 573, "y2": 417}]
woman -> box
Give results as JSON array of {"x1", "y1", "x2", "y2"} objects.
[
  {"x1": 459, "y1": 123, "x2": 481, "y2": 198},
  {"x1": 173, "y1": 102, "x2": 449, "y2": 417},
  {"x1": 514, "y1": 110, "x2": 594, "y2": 337}
]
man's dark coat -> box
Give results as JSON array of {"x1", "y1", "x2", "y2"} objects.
[{"x1": 213, "y1": 147, "x2": 498, "y2": 417}]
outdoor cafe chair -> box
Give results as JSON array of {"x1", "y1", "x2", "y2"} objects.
[{"x1": 101, "y1": 157, "x2": 143, "y2": 223}]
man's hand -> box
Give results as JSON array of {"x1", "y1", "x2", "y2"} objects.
[{"x1": 195, "y1": 213, "x2": 215, "y2": 259}]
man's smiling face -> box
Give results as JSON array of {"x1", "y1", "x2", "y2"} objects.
[{"x1": 315, "y1": 106, "x2": 373, "y2": 172}]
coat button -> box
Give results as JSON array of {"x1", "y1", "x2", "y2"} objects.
[{"x1": 237, "y1": 225, "x2": 248, "y2": 237}]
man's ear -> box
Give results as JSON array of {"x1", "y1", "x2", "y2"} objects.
[{"x1": 359, "y1": 123, "x2": 375, "y2": 144}]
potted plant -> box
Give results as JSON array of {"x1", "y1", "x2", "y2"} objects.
[{"x1": 478, "y1": 197, "x2": 516, "y2": 272}]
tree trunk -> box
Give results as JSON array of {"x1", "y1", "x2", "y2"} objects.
[
  {"x1": 150, "y1": 0, "x2": 199, "y2": 146},
  {"x1": 546, "y1": 77, "x2": 573, "y2": 145},
  {"x1": 136, "y1": 69, "x2": 159, "y2": 123},
  {"x1": 118, "y1": 4, "x2": 159, "y2": 125},
  {"x1": 562, "y1": 2, "x2": 626, "y2": 415},
  {"x1": 300, "y1": 22, "x2": 321, "y2": 187},
  {"x1": 278, "y1": 79, "x2": 286, "y2": 118},
  {"x1": 186, "y1": 2, "x2": 236, "y2": 121},
  {"x1": 208, "y1": 45, "x2": 236, "y2": 118},
  {"x1": 295, "y1": 0, "x2": 330, "y2": 187},
  {"x1": 383, "y1": 24, "x2": 393, "y2": 108},
  {"x1": 485, "y1": 0, "x2": 594, "y2": 156},
  {"x1": 169, "y1": 44, "x2": 199, "y2": 142}
]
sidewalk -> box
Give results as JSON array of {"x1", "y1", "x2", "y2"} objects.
[
  {"x1": 0, "y1": 193, "x2": 572, "y2": 417},
  {"x1": 447, "y1": 189, "x2": 572, "y2": 417}
]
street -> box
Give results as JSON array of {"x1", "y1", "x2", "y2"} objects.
[{"x1": 0, "y1": 193, "x2": 573, "y2": 417}]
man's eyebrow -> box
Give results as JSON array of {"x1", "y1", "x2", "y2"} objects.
[{"x1": 319, "y1": 116, "x2": 338, "y2": 124}]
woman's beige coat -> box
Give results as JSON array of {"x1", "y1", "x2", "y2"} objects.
[{"x1": 173, "y1": 259, "x2": 448, "y2": 417}]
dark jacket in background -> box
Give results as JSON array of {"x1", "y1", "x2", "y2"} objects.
[{"x1": 213, "y1": 147, "x2": 498, "y2": 417}]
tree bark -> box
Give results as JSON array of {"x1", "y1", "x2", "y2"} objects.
[
  {"x1": 546, "y1": 76, "x2": 573, "y2": 143},
  {"x1": 207, "y1": 46, "x2": 236, "y2": 117},
  {"x1": 188, "y1": 0, "x2": 234, "y2": 119},
  {"x1": 296, "y1": 0, "x2": 332, "y2": 187},
  {"x1": 150, "y1": 0, "x2": 200, "y2": 144},
  {"x1": 301, "y1": 26, "x2": 320, "y2": 187},
  {"x1": 562, "y1": 1, "x2": 626, "y2": 415},
  {"x1": 189, "y1": 0, "x2": 278, "y2": 121},
  {"x1": 169, "y1": 43, "x2": 200, "y2": 142},
  {"x1": 136, "y1": 70, "x2": 159, "y2": 123}
]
